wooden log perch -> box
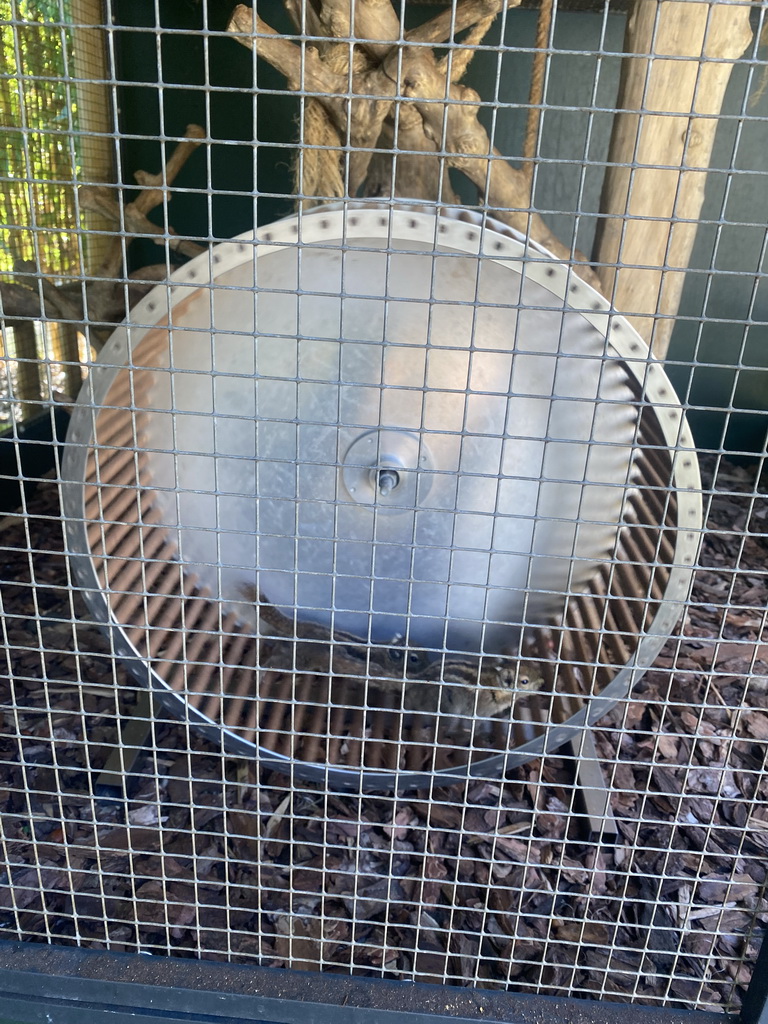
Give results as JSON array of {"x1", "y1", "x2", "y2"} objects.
[
  {"x1": 406, "y1": 0, "x2": 513, "y2": 46},
  {"x1": 79, "y1": 185, "x2": 207, "y2": 260},
  {"x1": 88, "y1": 123, "x2": 206, "y2": 279},
  {"x1": 227, "y1": 1, "x2": 599, "y2": 284},
  {"x1": 593, "y1": 0, "x2": 753, "y2": 357},
  {"x1": 0, "y1": 265, "x2": 171, "y2": 336},
  {"x1": 0, "y1": 126, "x2": 205, "y2": 352},
  {"x1": 402, "y1": 63, "x2": 598, "y2": 285}
]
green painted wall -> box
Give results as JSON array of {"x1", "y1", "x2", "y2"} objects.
[{"x1": 464, "y1": 7, "x2": 767, "y2": 456}]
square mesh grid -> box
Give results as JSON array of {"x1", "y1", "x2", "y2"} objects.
[{"x1": 1, "y1": 0, "x2": 767, "y2": 1015}]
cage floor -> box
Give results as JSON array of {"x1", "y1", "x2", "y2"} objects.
[{"x1": 1, "y1": 458, "x2": 765, "y2": 1010}]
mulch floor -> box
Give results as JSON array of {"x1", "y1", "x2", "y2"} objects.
[{"x1": 0, "y1": 453, "x2": 766, "y2": 1012}]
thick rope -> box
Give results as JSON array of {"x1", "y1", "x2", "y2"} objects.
[
  {"x1": 523, "y1": 0, "x2": 554, "y2": 191},
  {"x1": 749, "y1": 20, "x2": 768, "y2": 108}
]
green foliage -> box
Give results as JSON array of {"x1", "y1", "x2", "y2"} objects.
[{"x1": 0, "y1": 0, "x2": 81, "y2": 276}]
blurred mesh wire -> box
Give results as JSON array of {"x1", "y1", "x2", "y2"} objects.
[{"x1": 0, "y1": 0, "x2": 767, "y2": 1015}]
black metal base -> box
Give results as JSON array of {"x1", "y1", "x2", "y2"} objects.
[{"x1": 0, "y1": 940, "x2": 737, "y2": 1024}]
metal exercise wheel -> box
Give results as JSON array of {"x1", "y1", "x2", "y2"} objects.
[{"x1": 62, "y1": 204, "x2": 702, "y2": 790}]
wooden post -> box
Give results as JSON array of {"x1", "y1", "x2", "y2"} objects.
[
  {"x1": 71, "y1": 0, "x2": 114, "y2": 274},
  {"x1": 70, "y1": 0, "x2": 114, "y2": 371},
  {"x1": 50, "y1": 322, "x2": 84, "y2": 400},
  {"x1": 8, "y1": 321, "x2": 42, "y2": 419},
  {"x1": 593, "y1": 0, "x2": 753, "y2": 358}
]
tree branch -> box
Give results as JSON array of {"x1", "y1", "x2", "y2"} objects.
[
  {"x1": 229, "y1": 6, "x2": 401, "y2": 194},
  {"x1": 79, "y1": 185, "x2": 207, "y2": 260},
  {"x1": 407, "y1": 0, "x2": 517, "y2": 46},
  {"x1": 403, "y1": 63, "x2": 598, "y2": 285},
  {"x1": 0, "y1": 267, "x2": 171, "y2": 341},
  {"x1": 2, "y1": 128, "x2": 206, "y2": 353},
  {"x1": 228, "y1": 1, "x2": 594, "y2": 282},
  {"x1": 89, "y1": 123, "x2": 206, "y2": 278}
]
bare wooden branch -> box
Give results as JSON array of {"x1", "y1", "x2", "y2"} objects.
[
  {"x1": 92, "y1": 123, "x2": 206, "y2": 277},
  {"x1": 15, "y1": 260, "x2": 85, "y2": 324},
  {"x1": 363, "y1": 110, "x2": 458, "y2": 203},
  {"x1": 276, "y1": 0, "x2": 461, "y2": 202},
  {"x1": 407, "y1": 0, "x2": 517, "y2": 46},
  {"x1": 134, "y1": 124, "x2": 206, "y2": 199},
  {"x1": 593, "y1": 0, "x2": 753, "y2": 356},
  {"x1": 229, "y1": 7, "x2": 339, "y2": 93},
  {"x1": 0, "y1": 268, "x2": 171, "y2": 340},
  {"x1": 229, "y1": 6, "x2": 398, "y2": 141},
  {"x1": 279, "y1": 0, "x2": 367, "y2": 204},
  {"x1": 229, "y1": 6, "x2": 400, "y2": 194},
  {"x1": 0, "y1": 283, "x2": 47, "y2": 320},
  {"x1": 403, "y1": 64, "x2": 598, "y2": 285},
  {"x1": 79, "y1": 185, "x2": 207, "y2": 260},
  {"x1": 1, "y1": 124, "x2": 206, "y2": 362},
  {"x1": 8, "y1": 319, "x2": 42, "y2": 412},
  {"x1": 228, "y1": 2, "x2": 593, "y2": 281},
  {"x1": 440, "y1": 15, "x2": 498, "y2": 84},
  {"x1": 283, "y1": 0, "x2": 326, "y2": 40},
  {"x1": 337, "y1": 0, "x2": 402, "y2": 62}
]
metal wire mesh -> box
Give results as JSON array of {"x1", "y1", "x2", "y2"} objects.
[{"x1": 1, "y1": 0, "x2": 767, "y2": 1015}]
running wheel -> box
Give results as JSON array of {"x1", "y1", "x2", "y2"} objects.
[{"x1": 62, "y1": 205, "x2": 702, "y2": 790}]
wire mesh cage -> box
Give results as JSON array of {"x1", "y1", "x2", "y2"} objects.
[{"x1": 1, "y1": 0, "x2": 768, "y2": 1017}]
